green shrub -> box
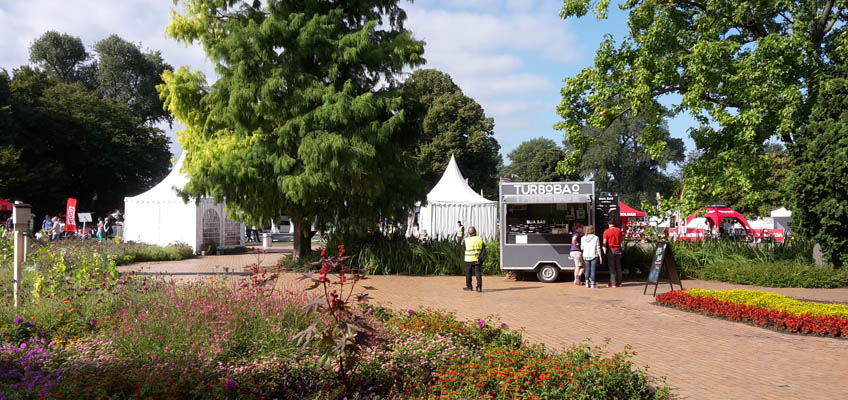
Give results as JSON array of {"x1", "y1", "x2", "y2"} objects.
[
  {"x1": 670, "y1": 240, "x2": 814, "y2": 279},
  {"x1": 698, "y1": 260, "x2": 848, "y2": 288},
  {"x1": 293, "y1": 235, "x2": 504, "y2": 276},
  {"x1": 622, "y1": 243, "x2": 654, "y2": 276}
]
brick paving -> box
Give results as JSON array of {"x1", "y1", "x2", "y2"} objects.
[{"x1": 119, "y1": 253, "x2": 848, "y2": 399}]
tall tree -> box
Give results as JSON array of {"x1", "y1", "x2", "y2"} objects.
[
  {"x1": 28, "y1": 31, "x2": 88, "y2": 83},
  {"x1": 558, "y1": 0, "x2": 848, "y2": 259},
  {"x1": 159, "y1": 0, "x2": 427, "y2": 258},
  {"x1": 0, "y1": 67, "x2": 171, "y2": 214},
  {"x1": 501, "y1": 137, "x2": 573, "y2": 182},
  {"x1": 403, "y1": 69, "x2": 501, "y2": 197},
  {"x1": 93, "y1": 35, "x2": 173, "y2": 124},
  {"x1": 578, "y1": 112, "x2": 684, "y2": 207},
  {"x1": 786, "y1": 78, "x2": 848, "y2": 267},
  {"x1": 27, "y1": 31, "x2": 172, "y2": 124}
]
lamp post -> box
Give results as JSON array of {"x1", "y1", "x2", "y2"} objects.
[{"x1": 12, "y1": 201, "x2": 31, "y2": 309}]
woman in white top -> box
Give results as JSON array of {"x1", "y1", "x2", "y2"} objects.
[{"x1": 580, "y1": 225, "x2": 603, "y2": 288}]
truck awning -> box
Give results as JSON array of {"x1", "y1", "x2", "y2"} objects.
[{"x1": 502, "y1": 193, "x2": 592, "y2": 204}]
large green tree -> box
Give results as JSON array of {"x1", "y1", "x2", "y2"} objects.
[
  {"x1": 159, "y1": 0, "x2": 427, "y2": 258},
  {"x1": 403, "y1": 69, "x2": 501, "y2": 197},
  {"x1": 28, "y1": 31, "x2": 172, "y2": 124},
  {"x1": 29, "y1": 31, "x2": 89, "y2": 83},
  {"x1": 558, "y1": 0, "x2": 848, "y2": 259},
  {"x1": 786, "y1": 78, "x2": 848, "y2": 267},
  {"x1": 0, "y1": 67, "x2": 171, "y2": 215},
  {"x1": 501, "y1": 137, "x2": 574, "y2": 182},
  {"x1": 578, "y1": 111, "x2": 684, "y2": 207}
]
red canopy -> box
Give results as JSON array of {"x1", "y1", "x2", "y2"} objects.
[
  {"x1": 0, "y1": 197, "x2": 12, "y2": 213},
  {"x1": 685, "y1": 207, "x2": 754, "y2": 235},
  {"x1": 620, "y1": 202, "x2": 645, "y2": 218}
]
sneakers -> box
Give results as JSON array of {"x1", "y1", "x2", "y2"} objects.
[
  {"x1": 463, "y1": 287, "x2": 473, "y2": 291},
  {"x1": 476, "y1": 287, "x2": 482, "y2": 293},
  {"x1": 585, "y1": 280, "x2": 590, "y2": 288}
]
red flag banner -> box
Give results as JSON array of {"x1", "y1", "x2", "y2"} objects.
[{"x1": 66, "y1": 198, "x2": 77, "y2": 232}]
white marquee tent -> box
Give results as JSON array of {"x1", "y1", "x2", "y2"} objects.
[
  {"x1": 123, "y1": 151, "x2": 244, "y2": 253},
  {"x1": 416, "y1": 155, "x2": 497, "y2": 240}
]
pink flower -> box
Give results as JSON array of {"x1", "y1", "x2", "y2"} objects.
[
  {"x1": 477, "y1": 319, "x2": 485, "y2": 328},
  {"x1": 407, "y1": 309, "x2": 415, "y2": 315},
  {"x1": 499, "y1": 323, "x2": 507, "y2": 329}
]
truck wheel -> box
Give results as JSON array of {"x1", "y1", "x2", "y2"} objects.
[{"x1": 536, "y1": 264, "x2": 560, "y2": 283}]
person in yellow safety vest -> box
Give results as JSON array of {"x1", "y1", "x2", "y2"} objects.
[
  {"x1": 462, "y1": 226, "x2": 486, "y2": 292},
  {"x1": 455, "y1": 221, "x2": 465, "y2": 242}
]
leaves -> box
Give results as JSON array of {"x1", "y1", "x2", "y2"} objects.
[
  {"x1": 557, "y1": 0, "x2": 848, "y2": 217},
  {"x1": 161, "y1": 0, "x2": 428, "y2": 249}
]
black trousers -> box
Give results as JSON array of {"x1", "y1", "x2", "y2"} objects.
[{"x1": 465, "y1": 261, "x2": 482, "y2": 289}]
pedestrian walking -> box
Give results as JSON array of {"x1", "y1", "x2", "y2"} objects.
[
  {"x1": 462, "y1": 226, "x2": 485, "y2": 292},
  {"x1": 581, "y1": 225, "x2": 603, "y2": 288},
  {"x1": 603, "y1": 219, "x2": 624, "y2": 287},
  {"x1": 455, "y1": 221, "x2": 465, "y2": 243},
  {"x1": 570, "y1": 223, "x2": 584, "y2": 285}
]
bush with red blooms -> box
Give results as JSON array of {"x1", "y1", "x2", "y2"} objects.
[
  {"x1": 656, "y1": 290, "x2": 848, "y2": 337},
  {"x1": 294, "y1": 245, "x2": 375, "y2": 394}
]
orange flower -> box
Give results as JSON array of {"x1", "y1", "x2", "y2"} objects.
[
  {"x1": 63, "y1": 299, "x2": 70, "y2": 304},
  {"x1": 68, "y1": 308, "x2": 75, "y2": 313},
  {"x1": 58, "y1": 313, "x2": 64, "y2": 317}
]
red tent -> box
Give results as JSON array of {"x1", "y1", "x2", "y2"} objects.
[
  {"x1": 619, "y1": 202, "x2": 645, "y2": 237},
  {"x1": 683, "y1": 206, "x2": 754, "y2": 240},
  {"x1": 0, "y1": 197, "x2": 12, "y2": 213}
]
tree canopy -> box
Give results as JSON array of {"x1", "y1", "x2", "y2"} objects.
[
  {"x1": 0, "y1": 67, "x2": 171, "y2": 215},
  {"x1": 557, "y1": 0, "x2": 847, "y2": 213},
  {"x1": 578, "y1": 111, "x2": 684, "y2": 207},
  {"x1": 786, "y1": 78, "x2": 848, "y2": 267},
  {"x1": 402, "y1": 69, "x2": 501, "y2": 197},
  {"x1": 159, "y1": 0, "x2": 427, "y2": 258},
  {"x1": 501, "y1": 137, "x2": 573, "y2": 182},
  {"x1": 28, "y1": 31, "x2": 172, "y2": 124}
]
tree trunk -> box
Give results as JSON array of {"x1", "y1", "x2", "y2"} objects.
[{"x1": 292, "y1": 215, "x2": 312, "y2": 260}]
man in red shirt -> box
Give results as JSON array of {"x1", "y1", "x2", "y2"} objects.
[{"x1": 603, "y1": 219, "x2": 624, "y2": 287}]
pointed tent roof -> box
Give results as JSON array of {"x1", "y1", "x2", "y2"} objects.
[
  {"x1": 125, "y1": 151, "x2": 190, "y2": 203},
  {"x1": 771, "y1": 207, "x2": 792, "y2": 218},
  {"x1": 426, "y1": 155, "x2": 494, "y2": 204}
]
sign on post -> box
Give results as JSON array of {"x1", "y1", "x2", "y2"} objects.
[
  {"x1": 12, "y1": 201, "x2": 31, "y2": 308},
  {"x1": 644, "y1": 241, "x2": 683, "y2": 296}
]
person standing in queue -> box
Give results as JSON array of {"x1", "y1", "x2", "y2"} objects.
[
  {"x1": 462, "y1": 226, "x2": 485, "y2": 292},
  {"x1": 455, "y1": 221, "x2": 465, "y2": 243},
  {"x1": 570, "y1": 223, "x2": 585, "y2": 285},
  {"x1": 603, "y1": 219, "x2": 624, "y2": 287},
  {"x1": 581, "y1": 225, "x2": 602, "y2": 288}
]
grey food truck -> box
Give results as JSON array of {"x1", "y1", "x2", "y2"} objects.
[{"x1": 499, "y1": 181, "x2": 597, "y2": 283}]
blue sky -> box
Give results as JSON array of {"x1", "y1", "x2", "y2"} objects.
[{"x1": 0, "y1": 0, "x2": 697, "y2": 161}]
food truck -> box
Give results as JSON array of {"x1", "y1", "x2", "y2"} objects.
[{"x1": 499, "y1": 181, "x2": 596, "y2": 282}]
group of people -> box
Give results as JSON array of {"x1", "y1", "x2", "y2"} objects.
[
  {"x1": 570, "y1": 220, "x2": 624, "y2": 288},
  {"x1": 39, "y1": 215, "x2": 111, "y2": 241}
]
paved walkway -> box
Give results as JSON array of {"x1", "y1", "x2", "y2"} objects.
[{"x1": 119, "y1": 253, "x2": 848, "y2": 399}]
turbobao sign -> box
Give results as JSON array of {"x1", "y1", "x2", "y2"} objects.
[{"x1": 502, "y1": 182, "x2": 593, "y2": 196}]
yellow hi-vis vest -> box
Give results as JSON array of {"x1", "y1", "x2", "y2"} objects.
[
  {"x1": 464, "y1": 236, "x2": 483, "y2": 262},
  {"x1": 456, "y1": 226, "x2": 464, "y2": 239}
]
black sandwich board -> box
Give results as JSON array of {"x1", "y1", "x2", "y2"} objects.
[
  {"x1": 644, "y1": 241, "x2": 683, "y2": 296},
  {"x1": 595, "y1": 192, "x2": 620, "y2": 239}
]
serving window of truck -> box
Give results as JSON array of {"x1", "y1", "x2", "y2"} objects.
[{"x1": 499, "y1": 181, "x2": 595, "y2": 283}]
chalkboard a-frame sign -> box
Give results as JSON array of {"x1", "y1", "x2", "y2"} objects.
[{"x1": 644, "y1": 242, "x2": 684, "y2": 296}]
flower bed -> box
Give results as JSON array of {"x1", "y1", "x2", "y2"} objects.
[
  {"x1": 1, "y1": 251, "x2": 670, "y2": 399},
  {"x1": 656, "y1": 289, "x2": 848, "y2": 337}
]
